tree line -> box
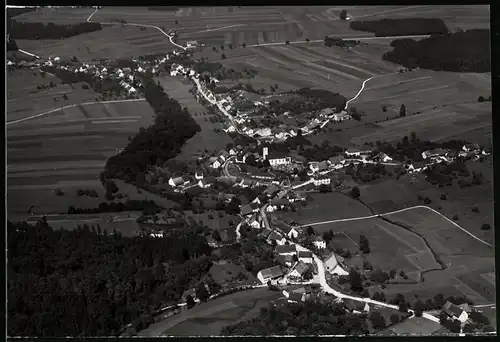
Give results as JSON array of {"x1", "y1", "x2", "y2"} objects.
[
  {"x1": 7, "y1": 219, "x2": 212, "y2": 336},
  {"x1": 8, "y1": 20, "x2": 102, "y2": 40},
  {"x1": 67, "y1": 200, "x2": 162, "y2": 215},
  {"x1": 349, "y1": 18, "x2": 448, "y2": 37},
  {"x1": 383, "y1": 29, "x2": 490, "y2": 73},
  {"x1": 100, "y1": 78, "x2": 201, "y2": 183}
]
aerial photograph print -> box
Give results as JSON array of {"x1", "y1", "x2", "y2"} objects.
[{"x1": 6, "y1": 4, "x2": 496, "y2": 337}]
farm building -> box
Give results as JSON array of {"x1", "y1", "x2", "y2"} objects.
[
  {"x1": 267, "y1": 231, "x2": 286, "y2": 246},
  {"x1": 275, "y1": 244, "x2": 297, "y2": 255},
  {"x1": 257, "y1": 265, "x2": 284, "y2": 284},
  {"x1": 268, "y1": 151, "x2": 292, "y2": 166},
  {"x1": 329, "y1": 155, "x2": 345, "y2": 165},
  {"x1": 248, "y1": 212, "x2": 262, "y2": 229},
  {"x1": 211, "y1": 157, "x2": 224, "y2": 169},
  {"x1": 324, "y1": 253, "x2": 339, "y2": 273},
  {"x1": 312, "y1": 236, "x2": 327, "y2": 249},
  {"x1": 276, "y1": 254, "x2": 294, "y2": 267},
  {"x1": 442, "y1": 301, "x2": 468, "y2": 323},
  {"x1": 289, "y1": 261, "x2": 311, "y2": 279},
  {"x1": 462, "y1": 143, "x2": 480, "y2": 152},
  {"x1": 280, "y1": 225, "x2": 300, "y2": 239},
  {"x1": 198, "y1": 177, "x2": 215, "y2": 188},
  {"x1": 168, "y1": 176, "x2": 187, "y2": 187},
  {"x1": 310, "y1": 161, "x2": 329, "y2": 173},
  {"x1": 372, "y1": 152, "x2": 393, "y2": 163},
  {"x1": 218, "y1": 149, "x2": 230, "y2": 161},
  {"x1": 345, "y1": 148, "x2": 372, "y2": 157},
  {"x1": 267, "y1": 198, "x2": 290, "y2": 212},
  {"x1": 314, "y1": 177, "x2": 331, "y2": 186},
  {"x1": 287, "y1": 292, "x2": 306, "y2": 303},
  {"x1": 240, "y1": 204, "x2": 254, "y2": 216},
  {"x1": 298, "y1": 251, "x2": 314, "y2": 263},
  {"x1": 343, "y1": 299, "x2": 370, "y2": 314},
  {"x1": 421, "y1": 148, "x2": 448, "y2": 160},
  {"x1": 264, "y1": 184, "x2": 280, "y2": 197}
]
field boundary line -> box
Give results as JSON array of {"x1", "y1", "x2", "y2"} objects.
[
  {"x1": 297, "y1": 205, "x2": 493, "y2": 248},
  {"x1": 7, "y1": 98, "x2": 147, "y2": 125}
]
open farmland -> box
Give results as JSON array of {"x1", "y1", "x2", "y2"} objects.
[
  {"x1": 7, "y1": 69, "x2": 97, "y2": 122},
  {"x1": 320, "y1": 217, "x2": 440, "y2": 280},
  {"x1": 346, "y1": 5, "x2": 490, "y2": 31},
  {"x1": 275, "y1": 191, "x2": 372, "y2": 224},
  {"x1": 16, "y1": 25, "x2": 174, "y2": 62},
  {"x1": 7, "y1": 100, "x2": 155, "y2": 218},
  {"x1": 137, "y1": 287, "x2": 282, "y2": 337},
  {"x1": 155, "y1": 75, "x2": 231, "y2": 160}
]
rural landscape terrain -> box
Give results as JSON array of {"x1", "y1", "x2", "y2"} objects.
[{"x1": 7, "y1": 5, "x2": 495, "y2": 338}]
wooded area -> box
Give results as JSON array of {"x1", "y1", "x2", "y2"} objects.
[
  {"x1": 349, "y1": 18, "x2": 448, "y2": 36},
  {"x1": 7, "y1": 219, "x2": 212, "y2": 336},
  {"x1": 383, "y1": 29, "x2": 490, "y2": 72}
]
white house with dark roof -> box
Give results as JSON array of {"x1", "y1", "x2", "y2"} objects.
[
  {"x1": 314, "y1": 177, "x2": 331, "y2": 186},
  {"x1": 267, "y1": 151, "x2": 291, "y2": 166},
  {"x1": 298, "y1": 251, "x2": 314, "y2": 263},
  {"x1": 267, "y1": 231, "x2": 286, "y2": 246},
  {"x1": 275, "y1": 244, "x2": 297, "y2": 255},
  {"x1": 310, "y1": 161, "x2": 329, "y2": 173},
  {"x1": 289, "y1": 261, "x2": 311, "y2": 279},
  {"x1": 257, "y1": 265, "x2": 284, "y2": 284},
  {"x1": 312, "y1": 236, "x2": 326, "y2": 249}
]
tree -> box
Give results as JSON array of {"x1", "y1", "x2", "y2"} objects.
[
  {"x1": 440, "y1": 194, "x2": 447, "y2": 200},
  {"x1": 481, "y1": 223, "x2": 491, "y2": 230},
  {"x1": 414, "y1": 300, "x2": 425, "y2": 317},
  {"x1": 242, "y1": 42, "x2": 246, "y2": 48},
  {"x1": 63, "y1": 94, "x2": 68, "y2": 100},
  {"x1": 382, "y1": 105, "x2": 387, "y2": 112},
  {"x1": 350, "y1": 186, "x2": 360, "y2": 199},
  {"x1": 221, "y1": 53, "x2": 226, "y2": 59},
  {"x1": 303, "y1": 269, "x2": 313, "y2": 280},
  {"x1": 186, "y1": 294, "x2": 196, "y2": 309},
  {"x1": 340, "y1": 10, "x2": 347, "y2": 20},
  {"x1": 359, "y1": 235, "x2": 370, "y2": 254},
  {"x1": 389, "y1": 269, "x2": 397, "y2": 279},
  {"x1": 105, "y1": 179, "x2": 119, "y2": 194},
  {"x1": 285, "y1": 40, "x2": 290, "y2": 44},
  {"x1": 349, "y1": 268, "x2": 363, "y2": 292},
  {"x1": 306, "y1": 38, "x2": 310, "y2": 43},
  {"x1": 478, "y1": 96, "x2": 485, "y2": 102},
  {"x1": 398, "y1": 301, "x2": 409, "y2": 313},
  {"x1": 410, "y1": 131, "x2": 417, "y2": 143},
  {"x1": 306, "y1": 226, "x2": 315, "y2": 236},
  {"x1": 175, "y1": 20, "x2": 179, "y2": 25},
  {"x1": 370, "y1": 312, "x2": 386, "y2": 329},
  {"x1": 220, "y1": 45, "x2": 225, "y2": 50},
  {"x1": 390, "y1": 314, "x2": 400, "y2": 325},
  {"x1": 212, "y1": 230, "x2": 221, "y2": 242},
  {"x1": 399, "y1": 104, "x2": 406, "y2": 117},
  {"x1": 196, "y1": 283, "x2": 210, "y2": 302}
]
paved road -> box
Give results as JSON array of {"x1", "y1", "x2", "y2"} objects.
[
  {"x1": 296, "y1": 205, "x2": 493, "y2": 247},
  {"x1": 7, "y1": 98, "x2": 147, "y2": 125}
]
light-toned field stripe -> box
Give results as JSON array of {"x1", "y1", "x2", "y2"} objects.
[
  {"x1": 18, "y1": 49, "x2": 40, "y2": 59},
  {"x1": 7, "y1": 98, "x2": 146, "y2": 125},
  {"x1": 181, "y1": 24, "x2": 246, "y2": 37},
  {"x1": 90, "y1": 119, "x2": 138, "y2": 124},
  {"x1": 352, "y1": 5, "x2": 432, "y2": 19}
]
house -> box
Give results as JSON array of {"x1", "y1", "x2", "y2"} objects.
[
  {"x1": 275, "y1": 244, "x2": 297, "y2": 255},
  {"x1": 289, "y1": 261, "x2": 311, "y2": 278},
  {"x1": 239, "y1": 178, "x2": 254, "y2": 188},
  {"x1": 218, "y1": 149, "x2": 230, "y2": 161},
  {"x1": 287, "y1": 292, "x2": 306, "y2": 303},
  {"x1": 182, "y1": 288, "x2": 197, "y2": 301},
  {"x1": 345, "y1": 148, "x2": 372, "y2": 157},
  {"x1": 276, "y1": 254, "x2": 294, "y2": 267},
  {"x1": 238, "y1": 151, "x2": 253, "y2": 163},
  {"x1": 373, "y1": 152, "x2": 393, "y2": 163},
  {"x1": 329, "y1": 155, "x2": 345, "y2": 165},
  {"x1": 240, "y1": 204, "x2": 254, "y2": 216},
  {"x1": 310, "y1": 161, "x2": 329, "y2": 173},
  {"x1": 257, "y1": 265, "x2": 284, "y2": 284},
  {"x1": 211, "y1": 157, "x2": 224, "y2": 169},
  {"x1": 229, "y1": 147, "x2": 238, "y2": 155},
  {"x1": 343, "y1": 299, "x2": 370, "y2": 314},
  {"x1": 462, "y1": 143, "x2": 480, "y2": 152},
  {"x1": 314, "y1": 177, "x2": 331, "y2": 186},
  {"x1": 168, "y1": 176, "x2": 186, "y2": 187},
  {"x1": 442, "y1": 301, "x2": 469, "y2": 323},
  {"x1": 268, "y1": 151, "x2": 292, "y2": 166},
  {"x1": 264, "y1": 185, "x2": 280, "y2": 197},
  {"x1": 198, "y1": 177, "x2": 215, "y2": 188},
  {"x1": 312, "y1": 236, "x2": 327, "y2": 249},
  {"x1": 267, "y1": 231, "x2": 287, "y2": 245},
  {"x1": 281, "y1": 225, "x2": 300, "y2": 239},
  {"x1": 298, "y1": 251, "x2": 314, "y2": 263},
  {"x1": 248, "y1": 212, "x2": 261, "y2": 229},
  {"x1": 268, "y1": 198, "x2": 290, "y2": 211},
  {"x1": 421, "y1": 148, "x2": 448, "y2": 160}
]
